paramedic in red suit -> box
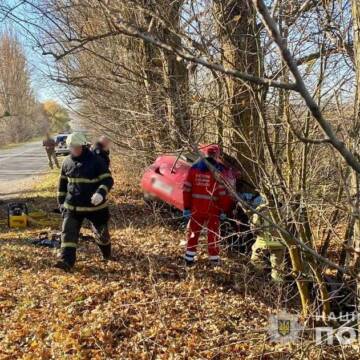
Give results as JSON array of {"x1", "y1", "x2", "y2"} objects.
[{"x1": 183, "y1": 145, "x2": 227, "y2": 266}]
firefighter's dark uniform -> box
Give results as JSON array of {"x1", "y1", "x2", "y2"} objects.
[
  {"x1": 92, "y1": 142, "x2": 110, "y2": 168},
  {"x1": 57, "y1": 148, "x2": 114, "y2": 268}
]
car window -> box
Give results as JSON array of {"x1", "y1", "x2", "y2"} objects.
[{"x1": 56, "y1": 136, "x2": 68, "y2": 143}]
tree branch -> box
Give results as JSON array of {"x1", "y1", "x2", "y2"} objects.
[
  {"x1": 253, "y1": 0, "x2": 360, "y2": 174},
  {"x1": 104, "y1": 16, "x2": 299, "y2": 91}
]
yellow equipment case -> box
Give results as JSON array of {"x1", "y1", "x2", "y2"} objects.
[{"x1": 8, "y1": 202, "x2": 28, "y2": 228}]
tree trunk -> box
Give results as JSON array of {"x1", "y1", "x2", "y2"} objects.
[
  {"x1": 142, "y1": 0, "x2": 191, "y2": 150},
  {"x1": 142, "y1": 37, "x2": 169, "y2": 151},
  {"x1": 161, "y1": 5, "x2": 192, "y2": 147},
  {"x1": 213, "y1": 0, "x2": 262, "y2": 185}
]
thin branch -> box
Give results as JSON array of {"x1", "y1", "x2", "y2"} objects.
[
  {"x1": 99, "y1": 15, "x2": 298, "y2": 91},
  {"x1": 253, "y1": 0, "x2": 360, "y2": 174}
]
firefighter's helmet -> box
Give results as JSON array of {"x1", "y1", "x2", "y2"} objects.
[{"x1": 66, "y1": 132, "x2": 87, "y2": 147}]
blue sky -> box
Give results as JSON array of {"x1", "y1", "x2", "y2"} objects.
[{"x1": 26, "y1": 49, "x2": 63, "y2": 103}]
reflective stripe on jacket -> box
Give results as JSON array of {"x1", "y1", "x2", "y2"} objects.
[
  {"x1": 183, "y1": 158, "x2": 227, "y2": 215},
  {"x1": 57, "y1": 148, "x2": 114, "y2": 211},
  {"x1": 254, "y1": 235, "x2": 284, "y2": 249},
  {"x1": 251, "y1": 210, "x2": 284, "y2": 249}
]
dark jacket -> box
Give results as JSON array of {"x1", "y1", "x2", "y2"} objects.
[
  {"x1": 43, "y1": 138, "x2": 56, "y2": 151},
  {"x1": 57, "y1": 148, "x2": 114, "y2": 212},
  {"x1": 92, "y1": 142, "x2": 110, "y2": 168}
]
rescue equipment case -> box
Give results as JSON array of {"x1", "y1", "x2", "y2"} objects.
[{"x1": 8, "y1": 202, "x2": 28, "y2": 228}]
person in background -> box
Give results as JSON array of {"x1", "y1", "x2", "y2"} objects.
[
  {"x1": 56, "y1": 132, "x2": 114, "y2": 271},
  {"x1": 183, "y1": 145, "x2": 227, "y2": 267},
  {"x1": 229, "y1": 191, "x2": 263, "y2": 254},
  {"x1": 42, "y1": 133, "x2": 60, "y2": 169},
  {"x1": 239, "y1": 192, "x2": 263, "y2": 209},
  {"x1": 92, "y1": 135, "x2": 111, "y2": 168},
  {"x1": 250, "y1": 196, "x2": 286, "y2": 283}
]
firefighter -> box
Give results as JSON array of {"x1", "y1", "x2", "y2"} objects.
[
  {"x1": 250, "y1": 197, "x2": 286, "y2": 283},
  {"x1": 183, "y1": 145, "x2": 227, "y2": 266},
  {"x1": 92, "y1": 135, "x2": 111, "y2": 168},
  {"x1": 55, "y1": 132, "x2": 114, "y2": 271},
  {"x1": 42, "y1": 133, "x2": 60, "y2": 169}
]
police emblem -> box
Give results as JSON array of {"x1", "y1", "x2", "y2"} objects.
[
  {"x1": 268, "y1": 311, "x2": 302, "y2": 343},
  {"x1": 277, "y1": 319, "x2": 291, "y2": 337}
]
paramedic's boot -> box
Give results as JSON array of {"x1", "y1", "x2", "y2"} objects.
[
  {"x1": 209, "y1": 256, "x2": 221, "y2": 267},
  {"x1": 184, "y1": 251, "x2": 196, "y2": 267},
  {"x1": 183, "y1": 257, "x2": 195, "y2": 267}
]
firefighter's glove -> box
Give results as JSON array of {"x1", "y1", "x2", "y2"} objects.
[
  {"x1": 59, "y1": 204, "x2": 65, "y2": 214},
  {"x1": 220, "y1": 213, "x2": 227, "y2": 222},
  {"x1": 91, "y1": 193, "x2": 104, "y2": 206},
  {"x1": 183, "y1": 209, "x2": 191, "y2": 220}
]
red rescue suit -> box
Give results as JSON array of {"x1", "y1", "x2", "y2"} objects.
[{"x1": 183, "y1": 158, "x2": 227, "y2": 260}]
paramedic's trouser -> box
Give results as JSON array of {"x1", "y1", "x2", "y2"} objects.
[
  {"x1": 46, "y1": 150, "x2": 60, "y2": 169},
  {"x1": 61, "y1": 208, "x2": 111, "y2": 267},
  {"x1": 185, "y1": 214, "x2": 220, "y2": 261},
  {"x1": 251, "y1": 241, "x2": 286, "y2": 282}
]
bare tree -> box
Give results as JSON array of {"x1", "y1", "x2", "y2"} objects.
[{"x1": 0, "y1": 30, "x2": 45, "y2": 144}]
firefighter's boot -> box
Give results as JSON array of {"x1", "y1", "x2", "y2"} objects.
[
  {"x1": 55, "y1": 247, "x2": 76, "y2": 271},
  {"x1": 54, "y1": 260, "x2": 72, "y2": 272},
  {"x1": 99, "y1": 243, "x2": 112, "y2": 261}
]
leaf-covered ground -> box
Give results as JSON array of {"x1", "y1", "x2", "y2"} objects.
[{"x1": 0, "y1": 161, "x2": 357, "y2": 359}]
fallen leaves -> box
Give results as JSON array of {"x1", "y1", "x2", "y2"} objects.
[{"x1": 0, "y1": 162, "x2": 358, "y2": 359}]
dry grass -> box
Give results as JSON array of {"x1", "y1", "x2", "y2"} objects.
[{"x1": 0, "y1": 160, "x2": 357, "y2": 359}]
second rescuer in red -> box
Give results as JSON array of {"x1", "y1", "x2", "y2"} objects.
[{"x1": 183, "y1": 145, "x2": 227, "y2": 266}]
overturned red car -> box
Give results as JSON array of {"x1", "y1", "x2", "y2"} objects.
[
  {"x1": 140, "y1": 145, "x2": 255, "y2": 252},
  {"x1": 140, "y1": 145, "x2": 240, "y2": 213}
]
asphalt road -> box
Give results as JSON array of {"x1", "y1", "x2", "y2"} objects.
[{"x1": 0, "y1": 141, "x2": 49, "y2": 197}]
